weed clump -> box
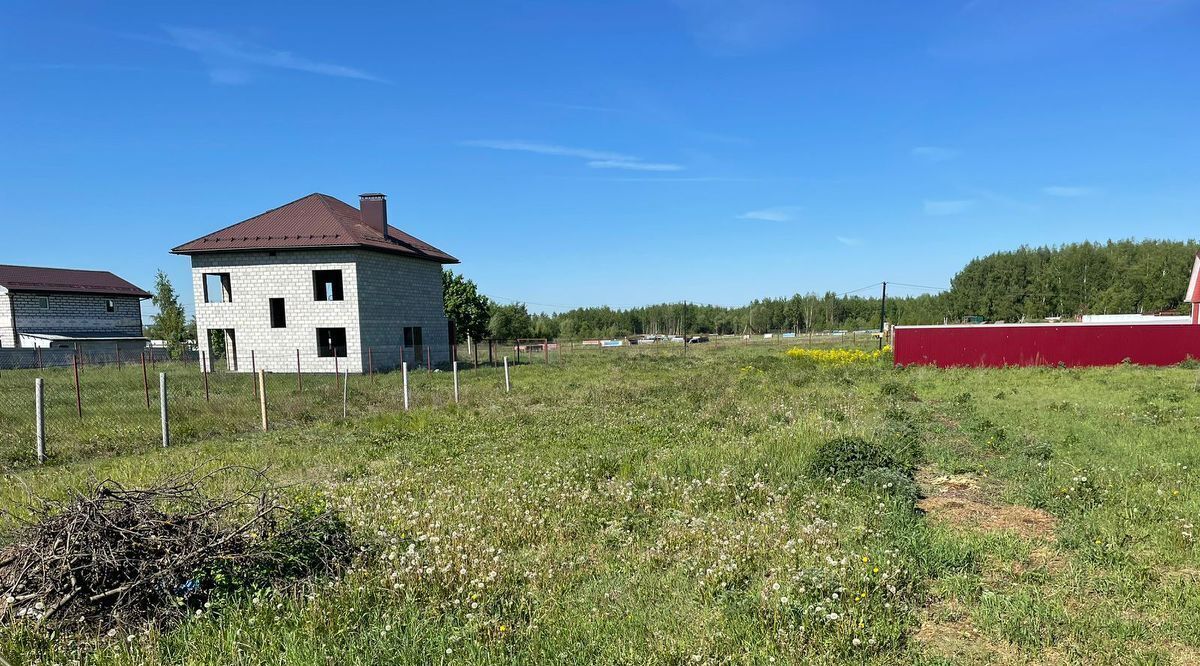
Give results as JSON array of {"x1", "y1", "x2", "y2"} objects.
[
  {"x1": 807, "y1": 436, "x2": 917, "y2": 499},
  {"x1": 879, "y1": 380, "x2": 918, "y2": 402}
]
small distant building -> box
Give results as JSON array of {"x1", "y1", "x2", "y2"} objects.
[
  {"x1": 0, "y1": 264, "x2": 151, "y2": 351},
  {"x1": 1081, "y1": 313, "x2": 1189, "y2": 324},
  {"x1": 171, "y1": 192, "x2": 458, "y2": 373}
]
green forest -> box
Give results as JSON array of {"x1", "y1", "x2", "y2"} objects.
[{"x1": 448, "y1": 239, "x2": 1199, "y2": 340}]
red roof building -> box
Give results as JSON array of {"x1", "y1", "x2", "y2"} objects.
[
  {"x1": 173, "y1": 192, "x2": 459, "y2": 374},
  {"x1": 0, "y1": 265, "x2": 150, "y2": 298},
  {"x1": 0, "y1": 265, "x2": 150, "y2": 349},
  {"x1": 171, "y1": 192, "x2": 457, "y2": 263}
]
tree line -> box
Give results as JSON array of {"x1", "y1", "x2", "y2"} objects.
[
  {"x1": 144, "y1": 238, "x2": 1200, "y2": 351},
  {"x1": 442, "y1": 239, "x2": 1200, "y2": 340}
]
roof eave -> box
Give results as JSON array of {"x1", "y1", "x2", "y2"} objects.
[
  {"x1": 174, "y1": 243, "x2": 459, "y2": 264},
  {"x1": 2, "y1": 286, "x2": 151, "y2": 299}
]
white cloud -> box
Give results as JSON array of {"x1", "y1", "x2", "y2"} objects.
[
  {"x1": 1042, "y1": 185, "x2": 1096, "y2": 197},
  {"x1": 460, "y1": 140, "x2": 633, "y2": 162},
  {"x1": 587, "y1": 160, "x2": 684, "y2": 172},
  {"x1": 911, "y1": 146, "x2": 960, "y2": 162},
  {"x1": 836, "y1": 236, "x2": 862, "y2": 246},
  {"x1": 738, "y1": 206, "x2": 801, "y2": 222},
  {"x1": 462, "y1": 139, "x2": 683, "y2": 172},
  {"x1": 673, "y1": 0, "x2": 812, "y2": 55},
  {"x1": 163, "y1": 27, "x2": 386, "y2": 84},
  {"x1": 923, "y1": 199, "x2": 975, "y2": 215}
]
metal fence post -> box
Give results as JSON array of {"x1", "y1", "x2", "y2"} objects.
[
  {"x1": 342, "y1": 369, "x2": 349, "y2": 418},
  {"x1": 504, "y1": 356, "x2": 511, "y2": 393},
  {"x1": 258, "y1": 369, "x2": 268, "y2": 432},
  {"x1": 72, "y1": 355, "x2": 82, "y2": 419},
  {"x1": 141, "y1": 352, "x2": 150, "y2": 409},
  {"x1": 35, "y1": 378, "x2": 45, "y2": 464},
  {"x1": 159, "y1": 372, "x2": 169, "y2": 447},
  {"x1": 201, "y1": 351, "x2": 210, "y2": 402},
  {"x1": 402, "y1": 362, "x2": 410, "y2": 411},
  {"x1": 453, "y1": 361, "x2": 459, "y2": 404},
  {"x1": 296, "y1": 349, "x2": 303, "y2": 392}
]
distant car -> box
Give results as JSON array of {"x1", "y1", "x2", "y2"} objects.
[{"x1": 688, "y1": 336, "x2": 709, "y2": 344}]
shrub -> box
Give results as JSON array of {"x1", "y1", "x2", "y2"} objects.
[
  {"x1": 879, "y1": 380, "x2": 918, "y2": 402},
  {"x1": 806, "y1": 436, "x2": 916, "y2": 497}
]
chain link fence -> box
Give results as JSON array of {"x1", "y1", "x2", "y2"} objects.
[
  {"x1": 0, "y1": 342, "x2": 524, "y2": 471},
  {"x1": 0, "y1": 334, "x2": 867, "y2": 471}
]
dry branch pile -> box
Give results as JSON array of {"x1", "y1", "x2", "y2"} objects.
[{"x1": 0, "y1": 467, "x2": 352, "y2": 633}]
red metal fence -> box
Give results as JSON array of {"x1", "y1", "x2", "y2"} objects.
[{"x1": 894, "y1": 323, "x2": 1200, "y2": 368}]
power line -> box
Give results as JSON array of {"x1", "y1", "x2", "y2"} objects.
[
  {"x1": 888, "y1": 281, "x2": 950, "y2": 292},
  {"x1": 839, "y1": 282, "x2": 882, "y2": 297},
  {"x1": 483, "y1": 293, "x2": 574, "y2": 310}
]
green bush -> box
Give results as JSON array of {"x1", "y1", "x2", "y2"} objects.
[
  {"x1": 879, "y1": 379, "x2": 918, "y2": 402},
  {"x1": 806, "y1": 436, "x2": 917, "y2": 498}
]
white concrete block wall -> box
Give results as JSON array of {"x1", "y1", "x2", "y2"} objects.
[
  {"x1": 188, "y1": 248, "x2": 453, "y2": 373},
  {"x1": 354, "y1": 249, "x2": 452, "y2": 370},
  {"x1": 0, "y1": 290, "x2": 14, "y2": 348},
  {"x1": 0, "y1": 291, "x2": 143, "y2": 347},
  {"x1": 191, "y1": 250, "x2": 363, "y2": 373}
]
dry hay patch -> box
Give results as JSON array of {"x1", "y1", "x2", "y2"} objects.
[
  {"x1": 916, "y1": 467, "x2": 1057, "y2": 541},
  {"x1": 913, "y1": 600, "x2": 1025, "y2": 664}
]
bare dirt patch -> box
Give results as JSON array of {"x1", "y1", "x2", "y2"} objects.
[{"x1": 916, "y1": 468, "x2": 1057, "y2": 540}]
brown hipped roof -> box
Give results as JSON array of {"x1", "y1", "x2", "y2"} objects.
[
  {"x1": 170, "y1": 193, "x2": 459, "y2": 263},
  {"x1": 0, "y1": 265, "x2": 151, "y2": 298}
]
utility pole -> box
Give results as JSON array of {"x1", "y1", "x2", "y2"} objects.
[
  {"x1": 879, "y1": 281, "x2": 887, "y2": 350},
  {"x1": 682, "y1": 300, "x2": 688, "y2": 356}
]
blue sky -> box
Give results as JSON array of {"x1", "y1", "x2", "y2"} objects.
[{"x1": 3, "y1": 1, "x2": 1198, "y2": 316}]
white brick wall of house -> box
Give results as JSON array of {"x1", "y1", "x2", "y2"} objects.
[
  {"x1": 0, "y1": 290, "x2": 14, "y2": 348},
  {"x1": 190, "y1": 249, "x2": 451, "y2": 373},
  {"x1": 0, "y1": 286, "x2": 144, "y2": 348}
]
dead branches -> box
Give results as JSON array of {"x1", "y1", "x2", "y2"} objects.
[{"x1": 0, "y1": 466, "x2": 352, "y2": 634}]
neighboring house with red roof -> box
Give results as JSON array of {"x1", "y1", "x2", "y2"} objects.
[
  {"x1": 171, "y1": 192, "x2": 458, "y2": 373},
  {"x1": 0, "y1": 265, "x2": 151, "y2": 351}
]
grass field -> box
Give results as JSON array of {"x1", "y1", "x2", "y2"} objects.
[{"x1": 2, "y1": 342, "x2": 1199, "y2": 664}]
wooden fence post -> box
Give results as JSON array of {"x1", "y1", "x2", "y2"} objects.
[{"x1": 258, "y1": 369, "x2": 268, "y2": 432}]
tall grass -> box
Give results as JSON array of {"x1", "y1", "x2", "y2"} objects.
[{"x1": 1, "y1": 344, "x2": 1198, "y2": 664}]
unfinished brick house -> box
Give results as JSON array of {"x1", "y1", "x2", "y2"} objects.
[
  {"x1": 171, "y1": 193, "x2": 459, "y2": 373},
  {"x1": 0, "y1": 264, "x2": 150, "y2": 352}
]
